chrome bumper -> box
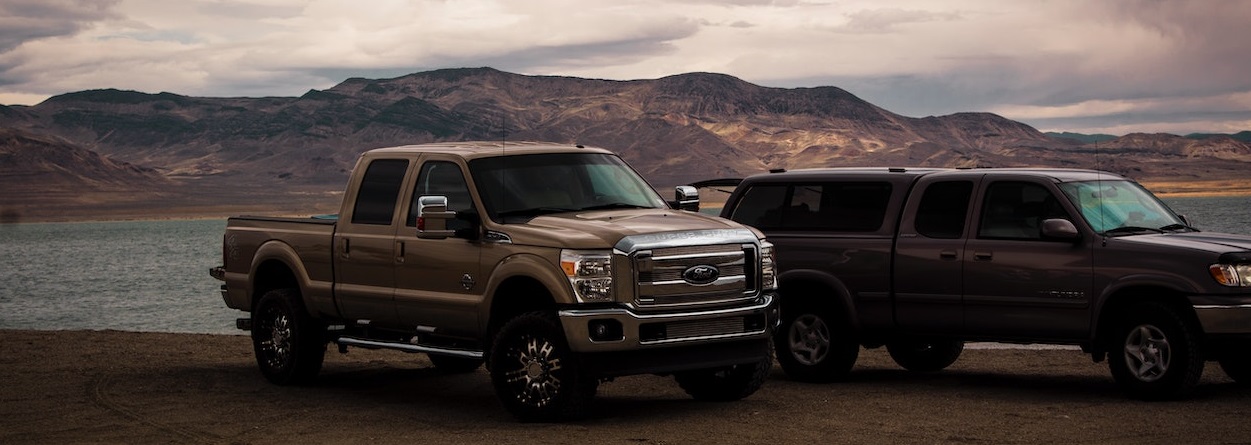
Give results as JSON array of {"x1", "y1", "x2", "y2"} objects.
[{"x1": 558, "y1": 292, "x2": 777, "y2": 353}]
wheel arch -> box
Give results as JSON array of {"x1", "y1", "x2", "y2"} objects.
[
  {"x1": 248, "y1": 240, "x2": 313, "y2": 312},
  {"x1": 1093, "y1": 284, "x2": 1201, "y2": 355},
  {"x1": 777, "y1": 269, "x2": 860, "y2": 333},
  {"x1": 482, "y1": 253, "x2": 567, "y2": 341}
]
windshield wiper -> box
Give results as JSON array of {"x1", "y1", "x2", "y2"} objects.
[
  {"x1": 579, "y1": 203, "x2": 653, "y2": 211},
  {"x1": 1102, "y1": 225, "x2": 1164, "y2": 236},
  {"x1": 1160, "y1": 223, "x2": 1198, "y2": 233}
]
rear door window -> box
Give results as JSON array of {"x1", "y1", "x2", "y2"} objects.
[
  {"x1": 729, "y1": 182, "x2": 892, "y2": 232},
  {"x1": 913, "y1": 181, "x2": 973, "y2": 239},
  {"x1": 351, "y1": 158, "x2": 409, "y2": 225}
]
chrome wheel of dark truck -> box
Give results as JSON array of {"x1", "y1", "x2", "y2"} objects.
[
  {"x1": 252, "y1": 288, "x2": 326, "y2": 385},
  {"x1": 776, "y1": 306, "x2": 859, "y2": 382},
  {"x1": 1108, "y1": 302, "x2": 1204, "y2": 400}
]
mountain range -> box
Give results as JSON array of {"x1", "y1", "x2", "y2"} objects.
[{"x1": 2, "y1": 67, "x2": 1249, "y2": 221}]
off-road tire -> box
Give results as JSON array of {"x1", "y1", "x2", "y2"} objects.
[
  {"x1": 251, "y1": 288, "x2": 327, "y2": 385},
  {"x1": 489, "y1": 311, "x2": 597, "y2": 422},
  {"x1": 675, "y1": 354, "x2": 772, "y2": 402},
  {"x1": 774, "y1": 303, "x2": 859, "y2": 382},
  {"x1": 886, "y1": 339, "x2": 964, "y2": 372},
  {"x1": 428, "y1": 354, "x2": 483, "y2": 374},
  {"x1": 1108, "y1": 302, "x2": 1204, "y2": 400}
]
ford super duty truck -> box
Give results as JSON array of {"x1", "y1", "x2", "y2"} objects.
[
  {"x1": 719, "y1": 167, "x2": 1251, "y2": 399},
  {"x1": 211, "y1": 141, "x2": 778, "y2": 421}
]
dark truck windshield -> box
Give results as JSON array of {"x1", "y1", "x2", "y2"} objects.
[
  {"x1": 469, "y1": 153, "x2": 668, "y2": 222},
  {"x1": 1058, "y1": 180, "x2": 1188, "y2": 235}
]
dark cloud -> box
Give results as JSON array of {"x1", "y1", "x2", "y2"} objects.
[{"x1": 0, "y1": 0, "x2": 121, "y2": 52}]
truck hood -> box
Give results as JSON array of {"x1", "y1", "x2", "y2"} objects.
[
  {"x1": 1121, "y1": 231, "x2": 1251, "y2": 255},
  {"x1": 498, "y1": 208, "x2": 760, "y2": 250}
]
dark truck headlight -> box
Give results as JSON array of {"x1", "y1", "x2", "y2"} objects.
[
  {"x1": 1210, "y1": 263, "x2": 1251, "y2": 287},
  {"x1": 760, "y1": 241, "x2": 777, "y2": 291}
]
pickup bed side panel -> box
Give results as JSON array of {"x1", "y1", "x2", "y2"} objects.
[{"x1": 222, "y1": 217, "x2": 337, "y2": 317}]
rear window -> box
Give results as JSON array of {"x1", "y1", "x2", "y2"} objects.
[{"x1": 728, "y1": 182, "x2": 892, "y2": 232}]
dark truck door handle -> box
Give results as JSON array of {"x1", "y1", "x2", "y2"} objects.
[
  {"x1": 395, "y1": 241, "x2": 405, "y2": 264},
  {"x1": 974, "y1": 251, "x2": 993, "y2": 261},
  {"x1": 940, "y1": 250, "x2": 958, "y2": 259},
  {"x1": 340, "y1": 238, "x2": 350, "y2": 260}
]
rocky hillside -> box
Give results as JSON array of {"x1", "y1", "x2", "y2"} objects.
[{"x1": 1, "y1": 68, "x2": 1249, "y2": 221}]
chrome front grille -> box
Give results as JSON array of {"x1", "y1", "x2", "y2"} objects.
[{"x1": 633, "y1": 243, "x2": 758, "y2": 309}]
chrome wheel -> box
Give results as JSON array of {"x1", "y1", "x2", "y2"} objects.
[
  {"x1": 787, "y1": 314, "x2": 830, "y2": 366},
  {"x1": 259, "y1": 307, "x2": 293, "y2": 370},
  {"x1": 503, "y1": 335, "x2": 563, "y2": 408},
  {"x1": 489, "y1": 311, "x2": 596, "y2": 422},
  {"x1": 1123, "y1": 324, "x2": 1171, "y2": 383}
]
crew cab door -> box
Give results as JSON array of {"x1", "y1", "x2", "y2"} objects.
[
  {"x1": 962, "y1": 177, "x2": 1092, "y2": 338},
  {"x1": 393, "y1": 159, "x2": 483, "y2": 337},
  {"x1": 893, "y1": 177, "x2": 978, "y2": 333},
  {"x1": 333, "y1": 157, "x2": 410, "y2": 326}
]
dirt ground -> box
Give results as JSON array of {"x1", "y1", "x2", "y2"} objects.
[{"x1": 2, "y1": 329, "x2": 1248, "y2": 445}]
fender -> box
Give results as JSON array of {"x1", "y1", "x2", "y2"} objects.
[
  {"x1": 1090, "y1": 271, "x2": 1200, "y2": 336},
  {"x1": 249, "y1": 240, "x2": 337, "y2": 317},
  {"x1": 478, "y1": 251, "x2": 577, "y2": 331},
  {"x1": 777, "y1": 268, "x2": 861, "y2": 332}
]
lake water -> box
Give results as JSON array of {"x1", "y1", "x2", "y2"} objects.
[{"x1": 0, "y1": 196, "x2": 1248, "y2": 335}]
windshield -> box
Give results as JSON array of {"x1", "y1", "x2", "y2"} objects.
[
  {"x1": 1058, "y1": 180, "x2": 1185, "y2": 234},
  {"x1": 469, "y1": 152, "x2": 668, "y2": 222}
]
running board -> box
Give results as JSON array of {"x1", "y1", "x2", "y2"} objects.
[{"x1": 334, "y1": 336, "x2": 484, "y2": 359}]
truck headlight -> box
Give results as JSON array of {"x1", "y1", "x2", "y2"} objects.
[
  {"x1": 1210, "y1": 263, "x2": 1251, "y2": 287},
  {"x1": 562, "y1": 250, "x2": 614, "y2": 302},
  {"x1": 760, "y1": 241, "x2": 777, "y2": 291}
]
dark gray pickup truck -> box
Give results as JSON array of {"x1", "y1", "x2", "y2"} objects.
[{"x1": 719, "y1": 167, "x2": 1251, "y2": 399}]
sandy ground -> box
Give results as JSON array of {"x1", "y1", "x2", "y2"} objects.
[{"x1": 2, "y1": 330, "x2": 1249, "y2": 445}]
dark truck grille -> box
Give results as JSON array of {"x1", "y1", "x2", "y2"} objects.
[{"x1": 633, "y1": 243, "x2": 758, "y2": 309}]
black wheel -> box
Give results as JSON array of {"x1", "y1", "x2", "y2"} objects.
[
  {"x1": 1218, "y1": 352, "x2": 1251, "y2": 383},
  {"x1": 774, "y1": 304, "x2": 859, "y2": 382},
  {"x1": 251, "y1": 288, "x2": 326, "y2": 385},
  {"x1": 886, "y1": 338, "x2": 963, "y2": 372},
  {"x1": 1107, "y1": 302, "x2": 1204, "y2": 400},
  {"x1": 674, "y1": 354, "x2": 772, "y2": 402},
  {"x1": 489, "y1": 311, "x2": 597, "y2": 422},
  {"x1": 428, "y1": 353, "x2": 483, "y2": 374}
]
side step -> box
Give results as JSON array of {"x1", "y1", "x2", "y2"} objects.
[{"x1": 335, "y1": 336, "x2": 484, "y2": 360}]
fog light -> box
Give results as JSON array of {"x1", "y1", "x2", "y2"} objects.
[{"x1": 588, "y1": 319, "x2": 623, "y2": 342}]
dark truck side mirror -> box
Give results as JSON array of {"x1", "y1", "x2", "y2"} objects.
[
  {"x1": 1041, "y1": 218, "x2": 1080, "y2": 241},
  {"x1": 416, "y1": 196, "x2": 456, "y2": 239},
  {"x1": 674, "y1": 185, "x2": 700, "y2": 212}
]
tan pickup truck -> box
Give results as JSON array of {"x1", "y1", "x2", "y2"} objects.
[{"x1": 211, "y1": 141, "x2": 778, "y2": 421}]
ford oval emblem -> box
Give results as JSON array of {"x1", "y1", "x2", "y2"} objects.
[{"x1": 683, "y1": 265, "x2": 720, "y2": 285}]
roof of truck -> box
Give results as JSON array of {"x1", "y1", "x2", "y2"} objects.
[
  {"x1": 364, "y1": 141, "x2": 612, "y2": 160},
  {"x1": 742, "y1": 166, "x2": 1129, "y2": 184}
]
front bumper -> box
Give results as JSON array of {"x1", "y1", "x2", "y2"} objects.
[
  {"x1": 557, "y1": 292, "x2": 778, "y2": 353},
  {"x1": 1193, "y1": 303, "x2": 1251, "y2": 335}
]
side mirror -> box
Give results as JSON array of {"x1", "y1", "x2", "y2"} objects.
[
  {"x1": 674, "y1": 185, "x2": 700, "y2": 212},
  {"x1": 1041, "y1": 218, "x2": 1080, "y2": 241},
  {"x1": 416, "y1": 196, "x2": 456, "y2": 239}
]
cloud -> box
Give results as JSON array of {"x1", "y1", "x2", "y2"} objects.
[{"x1": 0, "y1": 0, "x2": 1247, "y2": 135}]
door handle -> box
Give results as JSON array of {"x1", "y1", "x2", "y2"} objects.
[
  {"x1": 340, "y1": 238, "x2": 350, "y2": 259},
  {"x1": 939, "y1": 250, "x2": 958, "y2": 259},
  {"x1": 396, "y1": 241, "x2": 406, "y2": 264},
  {"x1": 974, "y1": 251, "x2": 993, "y2": 261}
]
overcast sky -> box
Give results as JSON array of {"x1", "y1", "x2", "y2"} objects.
[{"x1": 2, "y1": 0, "x2": 1249, "y2": 135}]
